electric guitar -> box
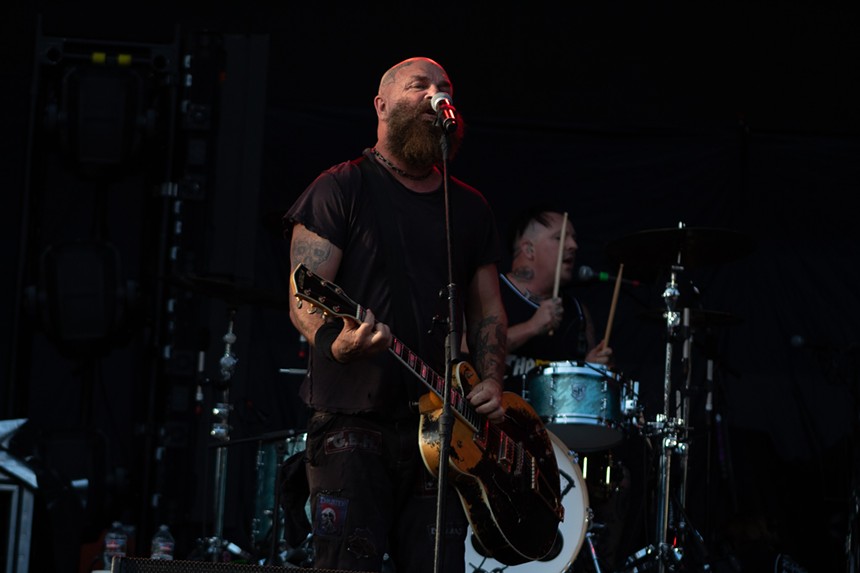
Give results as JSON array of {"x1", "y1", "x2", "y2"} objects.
[{"x1": 291, "y1": 263, "x2": 563, "y2": 565}]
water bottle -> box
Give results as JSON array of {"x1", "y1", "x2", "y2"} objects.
[
  {"x1": 150, "y1": 524, "x2": 175, "y2": 560},
  {"x1": 102, "y1": 521, "x2": 128, "y2": 568}
]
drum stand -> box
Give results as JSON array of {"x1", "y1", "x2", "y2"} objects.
[
  {"x1": 583, "y1": 523, "x2": 606, "y2": 573},
  {"x1": 655, "y1": 268, "x2": 684, "y2": 571},
  {"x1": 198, "y1": 308, "x2": 251, "y2": 562},
  {"x1": 625, "y1": 266, "x2": 709, "y2": 573}
]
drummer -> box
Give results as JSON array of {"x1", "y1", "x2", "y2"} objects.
[
  {"x1": 500, "y1": 204, "x2": 633, "y2": 572},
  {"x1": 499, "y1": 203, "x2": 613, "y2": 385}
]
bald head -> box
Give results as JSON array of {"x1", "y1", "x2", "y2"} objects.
[
  {"x1": 373, "y1": 56, "x2": 461, "y2": 168},
  {"x1": 378, "y1": 57, "x2": 450, "y2": 96}
]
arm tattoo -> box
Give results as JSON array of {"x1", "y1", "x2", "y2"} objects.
[
  {"x1": 471, "y1": 314, "x2": 506, "y2": 381},
  {"x1": 291, "y1": 237, "x2": 332, "y2": 271}
]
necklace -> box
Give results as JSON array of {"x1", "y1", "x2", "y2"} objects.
[{"x1": 371, "y1": 148, "x2": 434, "y2": 181}]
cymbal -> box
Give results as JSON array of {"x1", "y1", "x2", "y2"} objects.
[
  {"x1": 638, "y1": 308, "x2": 743, "y2": 327},
  {"x1": 167, "y1": 274, "x2": 290, "y2": 310},
  {"x1": 605, "y1": 227, "x2": 754, "y2": 269}
]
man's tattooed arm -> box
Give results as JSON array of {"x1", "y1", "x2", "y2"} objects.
[{"x1": 288, "y1": 223, "x2": 343, "y2": 344}]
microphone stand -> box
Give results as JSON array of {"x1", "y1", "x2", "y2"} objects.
[{"x1": 433, "y1": 126, "x2": 459, "y2": 573}]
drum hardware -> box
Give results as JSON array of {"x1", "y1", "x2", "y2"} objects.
[
  {"x1": 250, "y1": 431, "x2": 310, "y2": 564},
  {"x1": 648, "y1": 264, "x2": 696, "y2": 572},
  {"x1": 278, "y1": 367, "x2": 308, "y2": 376},
  {"x1": 637, "y1": 308, "x2": 741, "y2": 327},
  {"x1": 168, "y1": 274, "x2": 299, "y2": 563},
  {"x1": 187, "y1": 308, "x2": 266, "y2": 562},
  {"x1": 196, "y1": 308, "x2": 250, "y2": 562},
  {"x1": 607, "y1": 222, "x2": 751, "y2": 573},
  {"x1": 583, "y1": 530, "x2": 605, "y2": 573}
]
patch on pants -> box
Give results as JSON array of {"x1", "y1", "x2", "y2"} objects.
[
  {"x1": 324, "y1": 427, "x2": 383, "y2": 454},
  {"x1": 347, "y1": 527, "x2": 378, "y2": 559},
  {"x1": 315, "y1": 493, "x2": 349, "y2": 537}
]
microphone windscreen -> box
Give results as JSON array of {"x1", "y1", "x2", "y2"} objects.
[
  {"x1": 430, "y1": 92, "x2": 453, "y2": 112},
  {"x1": 577, "y1": 265, "x2": 595, "y2": 281}
]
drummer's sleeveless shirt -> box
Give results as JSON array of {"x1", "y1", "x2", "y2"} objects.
[{"x1": 499, "y1": 273, "x2": 588, "y2": 392}]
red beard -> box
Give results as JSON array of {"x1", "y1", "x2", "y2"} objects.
[{"x1": 385, "y1": 99, "x2": 464, "y2": 168}]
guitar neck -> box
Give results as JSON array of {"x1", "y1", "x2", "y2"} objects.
[{"x1": 385, "y1": 332, "x2": 481, "y2": 433}]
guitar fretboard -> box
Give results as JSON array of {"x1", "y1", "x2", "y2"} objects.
[{"x1": 387, "y1": 336, "x2": 481, "y2": 433}]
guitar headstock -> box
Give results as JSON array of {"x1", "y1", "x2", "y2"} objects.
[{"x1": 291, "y1": 263, "x2": 361, "y2": 320}]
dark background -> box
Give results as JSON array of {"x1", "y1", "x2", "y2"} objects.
[{"x1": 1, "y1": 2, "x2": 859, "y2": 572}]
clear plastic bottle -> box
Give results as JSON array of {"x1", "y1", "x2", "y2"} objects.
[
  {"x1": 150, "y1": 524, "x2": 175, "y2": 560},
  {"x1": 102, "y1": 521, "x2": 128, "y2": 568}
]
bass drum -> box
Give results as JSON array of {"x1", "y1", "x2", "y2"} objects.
[{"x1": 464, "y1": 431, "x2": 590, "y2": 573}]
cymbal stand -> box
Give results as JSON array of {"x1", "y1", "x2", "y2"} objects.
[
  {"x1": 207, "y1": 308, "x2": 238, "y2": 561},
  {"x1": 652, "y1": 268, "x2": 710, "y2": 572},
  {"x1": 675, "y1": 308, "x2": 693, "y2": 544},
  {"x1": 655, "y1": 266, "x2": 685, "y2": 572},
  {"x1": 661, "y1": 267, "x2": 681, "y2": 420}
]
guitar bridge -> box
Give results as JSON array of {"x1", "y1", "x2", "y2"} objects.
[{"x1": 497, "y1": 434, "x2": 527, "y2": 478}]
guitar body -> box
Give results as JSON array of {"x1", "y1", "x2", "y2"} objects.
[
  {"x1": 418, "y1": 362, "x2": 563, "y2": 565},
  {"x1": 291, "y1": 265, "x2": 563, "y2": 564}
]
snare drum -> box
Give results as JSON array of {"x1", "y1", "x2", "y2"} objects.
[
  {"x1": 251, "y1": 432, "x2": 308, "y2": 548},
  {"x1": 464, "y1": 431, "x2": 589, "y2": 573},
  {"x1": 525, "y1": 362, "x2": 627, "y2": 452}
]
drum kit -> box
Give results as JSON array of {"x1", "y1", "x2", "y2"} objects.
[
  {"x1": 463, "y1": 222, "x2": 753, "y2": 573},
  {"x1": 173, "y1": 221, "x2": 753, "y2": 572}
]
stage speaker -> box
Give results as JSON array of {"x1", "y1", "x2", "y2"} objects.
[{"x1": 111, "y1": 556, "x2": 374, "y2": 573}]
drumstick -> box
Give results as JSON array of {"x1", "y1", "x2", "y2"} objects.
[
  {"x1": 603, "y1": 263, "x2": 624, "y2": 346},
  {"x1": 549, "y1": 212, "x2": 568, "y2": 337},
  {"x1": 552, "y1": 212, "x2": 568, "y2": 299}
]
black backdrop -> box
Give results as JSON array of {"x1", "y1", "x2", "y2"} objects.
[{"x1": 1, "y1": 2, "x2": 859, "y2": 572}]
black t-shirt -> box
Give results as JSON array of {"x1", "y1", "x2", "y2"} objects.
[
  {"x1": 499, "y1": 272, "x2": 588, "y2": 391},
  {"x1": 285, "y1": 149, "x2": 500, "y2": 417}
]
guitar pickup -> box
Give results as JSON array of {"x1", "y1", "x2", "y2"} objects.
[
  {"x1": 497, "y1": 434, "x2": 514, "y2": 473},
  {"x1": 474, "y1": 419, "x2": 489, "y2": 450},
  {"x1": 497, "y1": 434, "x2": 527, "y2": 478}
]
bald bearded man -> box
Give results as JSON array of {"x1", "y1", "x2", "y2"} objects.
[{"x1": 284, "y1": 57, "x2": 507, "y2": 573}]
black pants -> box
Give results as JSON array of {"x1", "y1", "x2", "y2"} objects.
[{"x1": 305, "y1": 411, "x2": 468, "y2": 573}]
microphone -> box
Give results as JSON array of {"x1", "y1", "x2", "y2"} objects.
[
  {"x1": 577, "y1": 265, "x2": 641, "y2": 287},
  {"x1": 430, "y1": 92, "x2": 458, "y2": 133}
]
